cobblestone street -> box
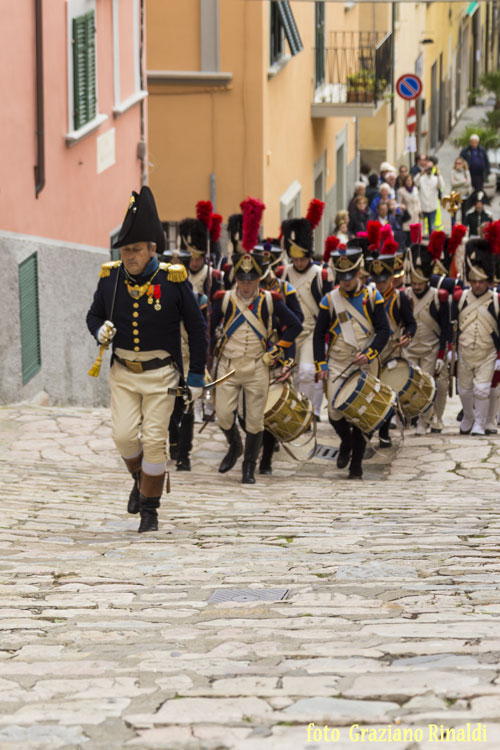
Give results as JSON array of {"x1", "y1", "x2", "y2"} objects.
[{"x1": 1, "y1": 398, "x2": 500, "y2": 749}]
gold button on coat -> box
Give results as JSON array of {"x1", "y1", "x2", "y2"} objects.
[
  {"x1": 133, "y1": 346, "x2": 140, "y2": 352},
  {"x1": 134, "y1": 338, "x2": 140, "y2": 343},
  {"x1": 133, "y1": 303, "x2": 139, "y2": 309},
  {"x1": 133, "y1": 312, "x2": 139, "y2": 318}
]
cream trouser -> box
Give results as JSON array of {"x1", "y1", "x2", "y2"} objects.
[
  {"x1": 109, "y1": 361, "x2": 179, "y2": 464},
  {"x1": 294, "y1": 325, "x2": 325, "y2": 417},
  {"x1": 457, "y1": 348, "x2": 496, "y2": 394},
  {"x1": 216, "y1": 354, "x2": 269, "y2": 433},
  {"x1": 406, "y1": 347, "x2": 447, "y2": 425}
]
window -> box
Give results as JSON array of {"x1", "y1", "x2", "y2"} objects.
[
  {"x1": 280, "y1": 180, "x2": 302, "y2": 222},
  {"x1": 72, "y1": 11, "x2": 97, "y2": 130},
  {"x1": 315, "y1": 2, "x2": 325, "y2": 87},
  {"x1": 270, "y1": 1, "x2": 303, "y2": 65},
  {"x1": 19, "y1": 254, "x2": 41, "y2": 385}
]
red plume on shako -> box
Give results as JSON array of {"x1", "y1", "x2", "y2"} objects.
[{"x1": 323, "y1": 235, "x2": 340, "y2": 263}]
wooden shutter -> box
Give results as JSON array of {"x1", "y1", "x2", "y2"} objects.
[
  {"x1": 19, "y1": 254, "x2": 41, "y2": 385},
  {"x1": 73, "y1": 11, "x2": 96, "y2": 130}
]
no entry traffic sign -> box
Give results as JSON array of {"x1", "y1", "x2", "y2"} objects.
[
  {"x1": 407, "y1": 106, "x2": 417, "y2": 133},
  {"x1": 396, "y1": 74, "x2": 422, "y2": 100}
]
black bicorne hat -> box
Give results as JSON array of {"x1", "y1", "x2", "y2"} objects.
[
  {"x1": 281, "y1": 219, "x2": 313, "y2": 259},
  {"x1": 465, "y1": 238, "x2": 493, "y2": 282},
  {"x1": 233, "y1": 247, "x2": 270, "y2": 281},
  {"x1": 179, "y1": 218, "x2": 207, "y2": 257},
  {"x1": 228, "y1": 214, "x2": 243, "y2": 254},
  {"x1": 408, "y1": 244, "x2": 433, "y2": 282},
  {"x1": 112, "y1": 186, "x2": 165, "y2": 252}
]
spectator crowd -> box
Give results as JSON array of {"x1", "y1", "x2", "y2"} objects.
[{"x1": 338, "y1": 132, "x2": 495, "y2": 251}]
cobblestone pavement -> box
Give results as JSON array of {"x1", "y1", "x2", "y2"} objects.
[{"x1": 1, "y1": 396, "x2": 500, "y2": 749}]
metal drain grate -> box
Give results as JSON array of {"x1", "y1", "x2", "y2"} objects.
[
  {"x1": 314, "y1": 444, "x2": 339, "y2": 461},
  {"x1": 208, "y1": 588, "x2": 290, "y2": 603}
]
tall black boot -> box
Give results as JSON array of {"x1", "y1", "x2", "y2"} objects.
[
  {"x1": 123, "y1": 454, "x2": 142, "y2": 514},
  {"x1": 242, "y1": 431, "x2": 263, "y2": 484},
  {"x1": 259, "y1": 430, "x2": 276, "y2": 475},
  {"x1": 219, "y1": 423, "x2": 243, "y2": 473},
  {"x1": 176, "y1": 409, "x2": 194, "y2": 471},
  {"x1": 330, "y1": 417, "x2": 352, "y2": 469},
  {"x1": 378, "y1": 419, "x2": 392, "y2": 448},
  {"x1": 138, "y1": 472, "x2": 164, "y2": 533},
  {"x1": 349, "y1": 427, "x2": 366, "y2": 479}
]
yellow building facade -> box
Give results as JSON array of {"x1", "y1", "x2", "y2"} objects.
[{"x1": 146, "y1": 0, "x2": 373, "y2": 246}]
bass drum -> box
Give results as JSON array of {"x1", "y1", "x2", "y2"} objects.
[
  {"x1": 332, "y1": 369, "x2": 397, "y2": 436},
  {"x1": 264, "y1": 382, "x2": 313, "y2": 443},
  {"x1": 380, "y1": 358, "x2": 436, "y2": 419}
]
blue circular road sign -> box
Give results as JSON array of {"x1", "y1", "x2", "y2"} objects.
[{"x1": 396, "y1": 74, "x2": 423, "y2": 100}]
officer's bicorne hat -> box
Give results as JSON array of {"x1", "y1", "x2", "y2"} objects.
[
  {"x1": 281, "y1": 199, "x2": 325, "y2": 259},
  {"x1": 368, "y1": 238, "x2": 399, "y2": 281},
  {"x1": 228, "y1": 214, "x2": 243, "y2": 255},
  {"x1": 331, "y1": 239, "x2": 363, "y2": 281},
  {"x1": 112, "y1": 186, "x2": 165, "y2": 252},
  {"x1": 465, "y1": 238, "x2": 494, "y2": 282},
  {"x1": 233, "y1": 197, "x2": 268, "y2": 281},
  {"x1": 179, "y1": 218, "x2": 207, "y2": 257}
]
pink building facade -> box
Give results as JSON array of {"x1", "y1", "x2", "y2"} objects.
[{"x1": 0, "y1": 0, "x2": 147, "y2": 248}]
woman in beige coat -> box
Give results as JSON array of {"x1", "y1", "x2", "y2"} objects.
[
  {"x1": 450, "y1": 156, "x2": 472, "y2": 224},
  {"x1": 397, "y1": 174, "x2": 422, "y2": 246}
]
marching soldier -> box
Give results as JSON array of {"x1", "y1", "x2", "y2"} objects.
[
  {"x1": 429, "y1": 224, "x2": 467, "y2": 293},
  {"x1": 279, "y1": 200, "x2": 333, "y2": 421},
  {"x1": 368, "y1": 239, "x2": 416, "y2": 446},
  {"x1": 86, "y1": 187, "x2": 207, "y2": 532},
  {"x1": 180, "y1": 215, "x2": 224, "y2": 302},
  {"x1": 314, "y1": 243, "x2": 391, "y2": 479},
  {"x1": 211, "y1": 199, "x2": 303, "y2": 484},
  {"x1": 162, "y1": 245, "x2": 208, "y2": 471},
  {"x1": 452, "y1": 238, "x2": 500, "y2": 435},
  {"x1": 258, "y1": 239, "x2": 304, "y2": 474},
  {"x1": 405, "y1": 237, "x2": 450, "y2": 434}
]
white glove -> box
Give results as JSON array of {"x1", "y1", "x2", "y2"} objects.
[
  {"x1": 97, "y1": 320, "x2": 116, "y2": 345},
  {"x1": 434, "y1": 358, "x2": 445, "y2": 375},
  {"x1": 188, "y1": 387, "x2": 203, "y2": 401},
  {"x1": 495, "y1": 359, "x2": 500, "y2": 372}
]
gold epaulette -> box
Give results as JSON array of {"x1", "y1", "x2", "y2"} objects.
[
  {"x1": 162, "y1": 262, "x2": 187, "y2": 283},
  {"x1": 99, "y1": 260, "x2": 122, "y2": 278}
]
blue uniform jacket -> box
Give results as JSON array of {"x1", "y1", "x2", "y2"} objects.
[
  {"x1": 313, "y1": 284, "x2": 391, "y2": 369},
  {"x1": 86, "y1": 262, "x2": 207, "y2": 376}
]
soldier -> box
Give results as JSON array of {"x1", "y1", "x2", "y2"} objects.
[
  {"x1": 180, "y1": 212, "x2": 224, "y2": 302},
  {"x1": 86, "y1": 187, "x2": 207, "y2": 532},
  {"x1": 279, "y1": 200, "x2": 333, "y2": 421},
  {"x1": 368, "y1": 239, "x2": 416, "y2": 447},
  {"x1": 161, "y1": 245, "x2": 208, "y2": 471},
  {"x1": 429, "y1": 224, "x2": 467, "y2": 293},
  {"x1": 258, "y1": 239, "x2": 304, "y2": 474},
  {"x1": 405, "y1": 235, "x2": 450, "y2": 434},
  {"x1": 452, "y1": 238, "x2": 500, "y2": 435},
  {"x1": 314, "y1": 244, "x2": 391, "y2": 479},
  {"x1": 211, "y1": 198, "x2": 303, "y2": 484}
]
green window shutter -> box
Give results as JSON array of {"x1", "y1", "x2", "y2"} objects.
[
  {"x1": 73, "y1": 11, "x2": 96, "y2": 130},
  {"x1": 19, "y1": 254, "x2": 41, "y2": 385},
  {"x1": 276, "y1": 1, "x2": 303, "y2": 57}
]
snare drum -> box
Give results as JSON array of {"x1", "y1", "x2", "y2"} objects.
[
  {"x1": 264, "y1": 382, "x2": 313, "y2": 443},
  {"x1": 332, "y1": 370, "x2": 397, "y2": 436},
  {"x1": 380, "y1": 358, "x2": 436, "y2": 418}
]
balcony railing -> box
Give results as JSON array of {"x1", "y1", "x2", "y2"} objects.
[{"x1": 313, "y1": 31, "x2": 392, "y2": 114}]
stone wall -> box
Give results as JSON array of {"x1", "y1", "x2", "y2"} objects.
[{"x1": 0, "y1": 231, "x2": 110, "y2": 406}]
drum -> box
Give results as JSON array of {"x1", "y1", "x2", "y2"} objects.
[
  {"x1": 380, "y1": 358, "x2": 436, "y2": 418},
  {"x1": 264, "y1": 382, "x2": 313, "y2": 443},
  {"x1": 332, "y1": 370, "x2": 397, "y2": 436}
]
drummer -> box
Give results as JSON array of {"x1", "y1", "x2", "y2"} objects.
[
  {"x1": 405, "y1": 238, "x2": 450, "y2": 435},
  {"x1": 369, "y1": 239, "x2": 416, "y2": 447},
  {"x1": 314, "y1": 240, "x2": 391, "y2": 479},
  {"x1": 211, "y1": 198, "x2": 303, "y2": 484},
  {"x1": 259, "y1": 239, "x2": 304, "y2": 475}
]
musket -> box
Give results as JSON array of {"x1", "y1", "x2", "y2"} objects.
[
  {"x1": 448, "y1": 319, "x2": 458, "y2": 397},
  {"x1": 88, "y1": 264, "x2": 121, "y2": 377}
]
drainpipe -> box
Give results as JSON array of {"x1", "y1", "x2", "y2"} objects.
[
  {"x1": 138, "y1": 0, "x2": 147, "y2": 185},
  {"x1": 34, "y1": 0, "x2": 45, "y2": 197}
]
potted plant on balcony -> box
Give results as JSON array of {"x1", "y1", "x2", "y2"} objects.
[
  {"x1": 346, "y1": 75, "x2": 358, "y2": 103},
  {"x1": 355, "y1": 70, "x2": 375, "y2": 102}
]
